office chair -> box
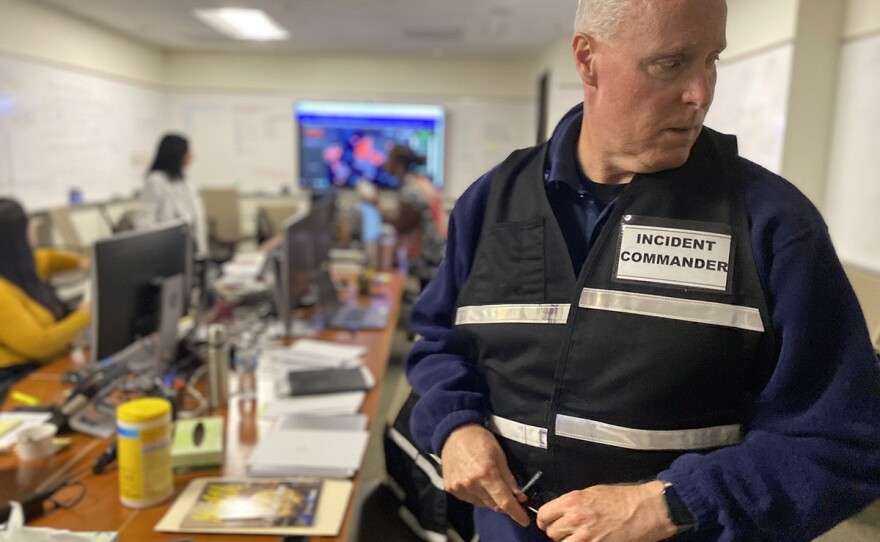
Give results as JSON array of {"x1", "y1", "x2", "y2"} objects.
[
  {"x1": 255, "y1": 203, "x2": 300, "y2": 244},
  {"x1": 27, "y1": 212, "x2": 54, "y2": 247},
  {"x1": 200, "y1": 188, "x2": 251, "y2": 263},
  {"x1": 48, "y1": 208, "x2": 85, "y2": 254}
]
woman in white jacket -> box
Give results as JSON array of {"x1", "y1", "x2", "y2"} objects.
[{"x1": 137, "y1": 133, "x2": 208, "y2": 257}]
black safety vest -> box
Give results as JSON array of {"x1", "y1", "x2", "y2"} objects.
[{"x1": 454, "y1": 129, "x2": 779, "y2": 502}]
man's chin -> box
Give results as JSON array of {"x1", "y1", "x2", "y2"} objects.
[{"x1": 637, "y1": 150, "x2": 692, "y2": 174}]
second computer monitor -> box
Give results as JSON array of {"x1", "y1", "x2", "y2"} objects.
[
  {"x1": 308, "y1": 192, "x2": 338, "y2": 271},
  {"x1": 90, "y1": 221, "x2": 191, "y2": 365},
  {"x1": 278, "y1": 211, "x2": 313, "y2": 336}
]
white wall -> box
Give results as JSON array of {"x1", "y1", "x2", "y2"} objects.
[
  {"x1": 165, "y1": 52, "x2": 540, "y2": 99},
  {"x1": 724, "y1": 0, "x2": 798, "y2": 58},
  {"x1": 0, "y1": 0, "x2": 165, "y2": 85},
  {"x1": 843, "y1": 0, "x2": 880, "y2": 38},
  {"x1": 822, "y1": 2, "x2": 880, "y2": 272}
]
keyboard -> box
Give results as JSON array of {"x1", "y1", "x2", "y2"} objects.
[{"x1": 329, "y1": 305, "x2": 390, "y2": 330}]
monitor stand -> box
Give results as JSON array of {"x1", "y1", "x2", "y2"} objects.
[{"x1": 154, "y1": 273, "x2": 186, "y2": 377}]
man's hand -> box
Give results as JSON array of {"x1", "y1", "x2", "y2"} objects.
[
  {"x1": 536, "y1": 480, "x2": 678, "y2": 542},
  {"x1": 440, "y1": 423, "x2": 530, "y2": 527}
]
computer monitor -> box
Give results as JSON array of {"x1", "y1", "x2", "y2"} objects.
[
  {"x1": 90, "y1": 221, "x2": 191, "y2": 369},
  {"x1": 308, "y1": 191, "x2": 338, "y2": 271},
  {"x1": 295, "y1": 100, "x2": 446, "y2": 191},
  {"x1": 276, "y1": 211, "x2": 313, "y2": 336}
]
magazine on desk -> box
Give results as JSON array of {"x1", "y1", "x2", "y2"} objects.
[{"x1": 155, "y1": 477, "x2": 353, "y2": 536}]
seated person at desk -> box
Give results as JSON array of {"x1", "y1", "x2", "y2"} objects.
[
  {"x1": 381, "y1": 144, "x2": 447, "y2": 290},
  {"x1": 137, "y1": 133, "x2": 208, "y2": 258},
  {"x1": 0, "y1": 198, "x2": 90, "y2": 401},
  {"x1": 341, "y1": 180, "x2": 384, "y2": 268}
]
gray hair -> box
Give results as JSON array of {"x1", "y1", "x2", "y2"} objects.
[{"x1": 574, "y1": 0, "x2": 631, "y2": 38}]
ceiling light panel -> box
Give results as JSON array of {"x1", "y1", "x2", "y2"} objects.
[{"x1": 193, "y1": 8, "x2": 289, "y2": 41}]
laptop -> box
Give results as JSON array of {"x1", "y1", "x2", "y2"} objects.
[{"x1": 315, "y1": 270, "x2": 391, "y2": 330}]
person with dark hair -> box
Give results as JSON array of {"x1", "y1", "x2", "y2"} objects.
[
  {"x1": 404, "y1": 0, "x2": 880, "y2": 541},
  {"x1": 137, "y1": 133, "x2": 208, "y2": 257},
  {"x1": 0, "y1": 198, "x2": 90, "y2": 400},
  {"x1": 382, "y1": 144, "x2": 447, "y2": 290}
]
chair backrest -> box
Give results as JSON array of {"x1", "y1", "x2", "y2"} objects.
[
  {"x1": 200, "y1": 188, "x2": 241, "y2": 241},
  {"x1": 67, "y1": 205, "x2": 113, "y2": 250},
  {"x1": 28, "y1": 211, "x2": 54, "y2": 247},
  {"x1": 48, "y1": 208, "x2": 84, "y2": 253},
  {"x1": 256, "y1": 204, "x2": 300, "y2": 241}
]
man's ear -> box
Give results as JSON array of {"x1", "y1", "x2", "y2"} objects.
[{"x1": 573, "y1": 32, "x2": 598, "y2": 87}]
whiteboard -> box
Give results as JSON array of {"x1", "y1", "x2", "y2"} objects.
[
  {"x1": 824, "y1": 33, "x2": 880, "y2": 272},
  {"x1": 0, "y1": 53, "x2": 167, "y2": 211},
  {"x1": 167, "y1": 92, "x2": 536, "y2": 201},
  {"x1": 706, "y1": 44, "x2": 793, "y2": 174},
  {"x1": 0, "y1": 52, "x2": 537, "y2": 208}
]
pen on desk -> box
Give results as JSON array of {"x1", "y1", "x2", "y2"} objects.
[
  {"x1": 92, "y1": 440, "x2": 118, "y2": 474},
  {"x1": 11, "y1": 391, "x2": 40, "y2": 406}
]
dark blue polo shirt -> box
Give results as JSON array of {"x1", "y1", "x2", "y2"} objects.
[{"x1": 543, "y1": 110, "x2": 626, "y2": 274}]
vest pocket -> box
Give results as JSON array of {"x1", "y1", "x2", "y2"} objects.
[{"x1": 469, "y1": 218, "x2": 545, "y2": 304}]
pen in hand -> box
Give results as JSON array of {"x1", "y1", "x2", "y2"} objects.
[
  {"x1": 514, "y1": 470, "x2": 543, "y2": 496},
  {"x1": 514, "y1": 470, "x2": 542, "y2": 513}
]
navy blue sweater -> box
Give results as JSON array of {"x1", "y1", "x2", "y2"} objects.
[{"x1": 405, "y1": 105, "x2": 880, "y2": 540}]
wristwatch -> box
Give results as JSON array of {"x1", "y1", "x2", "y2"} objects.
[{"x1": 662, "y1": 482, "x2": 695, "y2": 532}]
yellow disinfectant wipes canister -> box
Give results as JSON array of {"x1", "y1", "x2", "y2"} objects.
[{"x1": 116, "y1": 397, "x2": 173, "y2": 508}]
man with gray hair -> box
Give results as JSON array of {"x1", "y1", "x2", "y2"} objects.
[{"x1": 404, "y1": 0, "x2": 880, "y2": 540}]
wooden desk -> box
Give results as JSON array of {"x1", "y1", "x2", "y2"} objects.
[{"x1": 1, "y1": 271, "x2": 405, "y2": 541}]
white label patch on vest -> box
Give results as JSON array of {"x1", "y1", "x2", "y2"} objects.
[{"x1": 615, "y1": 220, "x2": 732, "y2": 291}]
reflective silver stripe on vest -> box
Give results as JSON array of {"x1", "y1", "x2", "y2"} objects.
[
  {"x1": 579, "y1": 288, "x2": 765, "y2": 332},
  {"x1": 488, "y1": 415, "x2": 548, "y2": 449},
  {"x1": 455, "y1": 304, "x2": 570, "y2": 325},
  {"x1": 386, "y1": 426, "x2": 445, "y2": 489},
  {"x1": 555, "y1": 414, "x2": 742, "y2": 450}
]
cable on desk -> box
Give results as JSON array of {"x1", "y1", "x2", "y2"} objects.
[
  {"x1": 0, "y1": 477, "x2": 87, "y2": 523},
  {"x1": 177, "y1": 364, "x2": 208, "y2": 419}
]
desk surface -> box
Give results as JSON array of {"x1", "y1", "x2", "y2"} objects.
[{"x1": 0, "y1": 271, "x2": 405, "y2": 541}]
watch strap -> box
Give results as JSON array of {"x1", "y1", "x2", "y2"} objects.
[{"x1": 662, "y1": 482, "x2": 695, "y2": 531}]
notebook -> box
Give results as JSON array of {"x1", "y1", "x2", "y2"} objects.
[
  {"x1": 315, "y1": 270, "x2": 390, "y2": 330},
  {"x1": 246, "y1": 427, "x2": 369, "y2": 478},
  {"x1": 286, "y1": 366, "x2": 375, "y2": 396}
]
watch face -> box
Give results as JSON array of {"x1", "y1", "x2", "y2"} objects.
[{"x1": 663, "y1": 484, "x2": 695, "y2": 528}]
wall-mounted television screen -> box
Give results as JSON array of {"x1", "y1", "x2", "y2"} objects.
[{"x1": 295, "y1": 100, "x2": 445, "y2": 191}]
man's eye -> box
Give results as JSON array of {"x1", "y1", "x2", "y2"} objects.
[
  {"x1": 658, "y1": 59, "x2": 683, "y2": 70},
  {"x1": 648, "y1": 59, "x2": 685, "y2": 77}
]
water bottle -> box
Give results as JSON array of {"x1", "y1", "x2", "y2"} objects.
[
  {"x1": 234, "y1": 333, "x2": 259, "y2": 400},
  {"x1": 206, "y1": 324, "x2": 230, "y2": 410}
]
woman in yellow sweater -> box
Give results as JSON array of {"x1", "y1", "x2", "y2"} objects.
[{"x1": 0, "y1": 199, "x2": 90, "y2": 398}]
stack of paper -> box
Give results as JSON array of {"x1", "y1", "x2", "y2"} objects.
[
  {"x1": 220, "y1": 251, "x2": 269, "y2": 282},
  {"x1": 259, "y1": 339, "x2": 371, "y2": 418},
  {"x1": 262, "y1": 339, "x2": 366, "y2": 369},
  {"x1": 260, "y1": 391, "x2": 366, "y2": 419},
  {"x1": 246, "y1": 414, "x2": 370, "y2": 478}
]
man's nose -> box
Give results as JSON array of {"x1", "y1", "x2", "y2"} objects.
[{"x1": 683, "y1": 66, "x2": 715, "y2": 109}]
